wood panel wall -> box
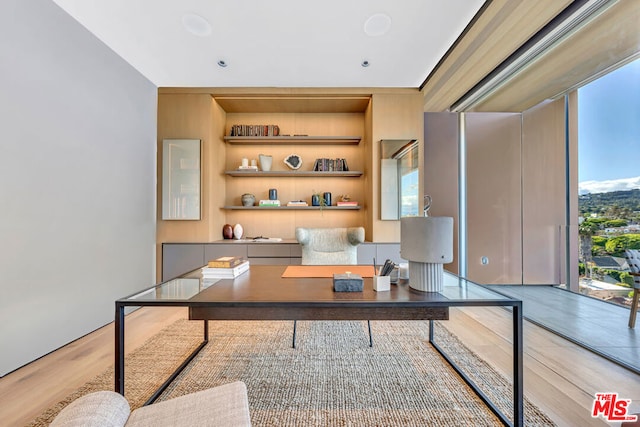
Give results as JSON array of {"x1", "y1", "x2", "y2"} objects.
[
  {"x1": 522, "y1": 97, "x2": 569, "y2": 285},
  {"x1": 370, "y1": 92, "x2": 424, "y2": 242}
]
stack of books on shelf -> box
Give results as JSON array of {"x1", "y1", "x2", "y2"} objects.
[
  {"x1": 237, "y1": 165, "x2": 258, "y2": 171},
  {"x1": 201, "y1": 256, "x2": 250, "y2": 279},
  {"x1": 229, "y1": 124, "x2": 280, "y2": 137},
  {"x1": 313, "y1": 158, "x2": 349, "y2": 172},
  {"x1": 286, "y1": 200, "x2": 309, "y2": 207},
  {"x1": 337, "y1": 201, "x2": 358, "y2": 207},
  {"x1": 259, "y1": 199, "x2": 281, "y2": 207}
]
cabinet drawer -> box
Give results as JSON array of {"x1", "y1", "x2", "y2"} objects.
[
  {"x1": 357, "y1": 244, "x2": 376, "y2": 265},
  {"x1": 162, "y1": 244, "x2": 204, "y2": 281},
  {"x1": 290, "y1": 244, "x2": 302, "y2": 257},
  {"x1": 204, "y1": 243, "x2": 247, "y2": 261},
  {"x1": 247, "y1": 257, "x2": 293, "y2": 265},
  {"x1": 248, "y1": 244, "x2": 290, "y2": 258},
  {"x1": 376, "y1": 244, "x2": 403, "y2": 264}
]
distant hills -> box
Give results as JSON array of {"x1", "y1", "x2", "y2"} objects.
[{"x1": 579, "y1": 189, "x2": 640, "y2": 215}]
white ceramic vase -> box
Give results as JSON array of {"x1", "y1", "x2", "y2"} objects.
[
  {"x1": 233, "y1": 223, "x2": 244, "y2": 240},
  {"x1": 259, "y1": 154, "x2": 273, "y2": 172}
]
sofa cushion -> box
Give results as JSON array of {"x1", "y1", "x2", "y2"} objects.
[
  {"x1": 49, "y1": 390, "x2": 130, "y2": 427},
  {"x1": 126, "y1": 381, "x2": 251, "y2": 427}
]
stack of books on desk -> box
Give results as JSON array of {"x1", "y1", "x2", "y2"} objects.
[
  {"x1": 259, "y1": 199, "x2": 281, "y2": 207},
  {"x1": 202, "y1": 257, "x2": 250, "y2": 279}
]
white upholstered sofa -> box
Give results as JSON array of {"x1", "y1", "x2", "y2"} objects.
[{"x1": 50, "y1": 381, "x2": 251, "y2": 427}]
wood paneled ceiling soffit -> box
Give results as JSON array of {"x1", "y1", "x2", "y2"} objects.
[
  {"x1": 469, "y1": 0, "x2": 640, "y2": 112},
  {"x1": 420, "y1": 0, "x2": 572, "y2": 112}
]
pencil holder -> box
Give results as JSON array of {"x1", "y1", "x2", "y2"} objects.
[{"x1": 373, "y1": 275, "x2": 391, "y2": 292}]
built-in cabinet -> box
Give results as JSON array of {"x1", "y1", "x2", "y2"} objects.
[{"x1": 162, "y1": 242, "x2": 403, "y2": 281}]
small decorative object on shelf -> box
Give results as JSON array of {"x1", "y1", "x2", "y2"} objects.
[
  {"x1": 222, "y1": 224, "x2": 233, "y2": 239},
  {"x1": 259, "y1": 154, "x2": 273, "y2": 171},
  {"x1": 233, "y1": 223, "x2": 244, "y2": 240},
  {"x1": 238, "y1": 158, "x2": 258, "y2": 170},
  {"x1": 311, "y1": 190, "x2": 327, "y2": 208},
  {"x1": 313, "y1": 158, "x2": 349, "y2": 171},
  {"x1": 269, "y1": 188, "x2": 278, "y2": 200},
  {"x1": 323, "y1": 192, "x2": 332, "y2": 206},
  {"x1": 241, "y1": 193, "x2": 255, "y2": 207},
  {"x1": 284, "y1": 153, "x2": 302, "y2": 170}
]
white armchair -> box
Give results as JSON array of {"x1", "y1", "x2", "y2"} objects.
[
  {"x1": 295, "y1": 227, "x2": 365, "y2": 265},
  {"x1": 293, "y1": 227, "x2": 370, "y2": 347}
]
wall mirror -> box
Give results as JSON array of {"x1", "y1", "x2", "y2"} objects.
[
  {"x1": 380, "y1": 139, "x2": 419, "y2": 220},
  {"x1": 162, "y1": 139, "x2": 201, "y2": 220}
]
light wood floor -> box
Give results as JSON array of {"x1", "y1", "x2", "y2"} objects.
[{"x1": 1, "y1": 306, "x2": 639, "y2": 427}]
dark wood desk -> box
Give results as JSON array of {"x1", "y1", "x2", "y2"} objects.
[
  {"x1": 115, "y1": 265, "x2": 523, "y2": 426},
  {"x1": 189, "y1": 265, "x2": 449, "y2": 321}
]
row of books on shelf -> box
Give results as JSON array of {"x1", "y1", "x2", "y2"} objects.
[
  {"x1": 202, "y1": 256, "x2": 249, "y2": 279},
  {"x1": 229, "y1": 124, "x2": 280, "y2": 137},
  {"x1": 313, "y1": 158, "x2": 349, "y2": 172}
]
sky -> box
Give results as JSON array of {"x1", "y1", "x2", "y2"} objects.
[{"x1": 578, "y1": 57, "x2": 640, "y2": 194}]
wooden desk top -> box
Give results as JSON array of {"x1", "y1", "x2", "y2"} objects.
[{"x1": 190, "y1": 265, "x2": 450, "y2": 305}]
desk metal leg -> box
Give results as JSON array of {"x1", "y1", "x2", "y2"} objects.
[
  {"x1": 513, "y1": 302, "x2": 524, "y2": 427},
  {"x1": 430, "y1": 306, "x2": 523, "y2": 427},
  {"x1": 115, "y1": 303, "x2": 125, "y2": 395},
  {"x1": 143, "y1": 320, "x2": 209, "y2": 405},
  {"x1": 114, "y1": 308, "x2": 209, "y2": 403}
]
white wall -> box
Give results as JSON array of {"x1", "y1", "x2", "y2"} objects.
[{"x1": 0, "y1": 0, "x2": 157, "y2": 375}]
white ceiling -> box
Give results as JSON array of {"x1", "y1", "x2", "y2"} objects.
[{"x1": 52, "y1": 0, "x2": 485, "y2": 88}]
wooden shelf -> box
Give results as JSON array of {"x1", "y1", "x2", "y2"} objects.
[
  {"x1": 225, "y1": 170, "x2": 363, "y2": 177},
  {"x1": 223, "y1": 206, "x2": 361, "y2": 210},
  {"x1": 224, "y1": 136, "x2": 361, "y2": 145}
]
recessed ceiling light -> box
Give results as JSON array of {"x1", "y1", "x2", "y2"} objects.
[
  {"x1": 364, "y1": 13, "x2": 391, "y2": 37},
  {"x1": 361, "y1": 60, "x2": 370, "y2": 67},
  {"x1": 217, "y1": 60, "x2": 227, "y2": 68},
  {"x1": 182, "y1": 13, "x2": 212, "y2": 37}
]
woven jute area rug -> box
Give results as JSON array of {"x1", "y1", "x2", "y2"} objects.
[{"x1": 29, "y1": 319, "x2": 555, "y2": 426}]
